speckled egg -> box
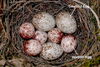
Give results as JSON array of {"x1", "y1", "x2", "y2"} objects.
[
  {"x1": 32, "y1": 12, "x2": 55, "y2": 31},
  {"x1": 41, "y1": 42, "x2": 63, "y2": 60},
  {"x1": 61, "y1": 35, "x2": 77, "y2": 53},
  {"x1": 56, "y1": 11, "x2": 77, "y2": 33},
  {"x1": 34, "y1": 31, "x2": 47, "y2": 44},
  {"x1": 19, "y1": 22, "x2": 35, "y2": 39},
  {"x1": 48, "y1": 28, "x2": 63, "y2": 43},
  {"x1": 23, "y1": 39, "x2": 42, "y2": 56}
]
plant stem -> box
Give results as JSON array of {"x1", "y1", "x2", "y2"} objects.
[{"x1": 72, "y1": 0, "x2": 100, "y2": 29}]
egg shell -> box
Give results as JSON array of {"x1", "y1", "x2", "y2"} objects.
[
  {"x1": 19, "y1": 22, "x2": 35, "y2": 39},
  {"x1": 48, "y1": 28, "x2": 63, "y2": 43},
  {"x1": 32, "y1": 12, "x2": 55, "y2": 31},
  {"x1": 56, "y1": 11, "x2": 77, "y2": 33},
  {"x1": 61, "y1": 35, "x2": 77, "y2": 53},
  {"x1": 41, "y1": 42, "x2": 63, "y2": 60},
  {"x1": 23, "y1": 39, "x2": 42, "y2": 56},
  {"x1": 34, "y1": 31, "x2": 47, "y2": 44}
]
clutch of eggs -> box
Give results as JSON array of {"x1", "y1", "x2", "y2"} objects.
[{"x1": 19, "y1": 11, "x2": 77, "y2": 60}]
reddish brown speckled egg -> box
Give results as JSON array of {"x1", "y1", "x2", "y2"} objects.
[
  {"x1": 48, "y1": 28, "x2": 63, "y2": 43},
  {"x1": 23, "y1": 39, "x2": 42, "y2": 56},
  {"x1": 61, "y1": 35, "x2": 77, "y2": 53},
  {"x1": 34, "y1": 31, "x2": 47, "y2": 44},
  {"x1": 19, "y1": 22, "x2": 35, "y2": 39}
]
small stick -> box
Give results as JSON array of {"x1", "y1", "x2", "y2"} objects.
[
  {"x1": 43, "y1": 0, "x2": 60, "y2": 3},
  {"x1": 74, "y1": 49, "x2": 79, "y2": 55},
  {"x1": 70, "y1": 7, "x2": 76, "y2": 16},
  {"x1": 72, "y1": 0, "x2": 100, "y2": 29}
]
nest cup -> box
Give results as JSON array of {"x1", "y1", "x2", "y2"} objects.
[{"x1": 2, "y1": 0, "x2": 97, "y2": 66}]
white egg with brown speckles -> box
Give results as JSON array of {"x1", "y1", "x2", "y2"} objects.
[
  {"x1": 23, "y1": 39, "x2": 42, "y2": 56},
  {"x1": 34, "y1": 31, "x2": 47, "y2": 44},
  {"x1": 19, "y1": 22, "x2": 35, "y2": 39},
  {"x1": 41, "y1": 42, "x2": 63, "y2": 60},
  {"x1": 56, "y1": 11, "x2": 77, "y2": 33},
  {"x1": 32, "y1": 12, "x2": 55, "y2": 31},
  {"x1": 48, "y1": 28, "x2": 63, "y2": 43},
  {"x1": 61, "y1": 35, "x2": 77, "y2": 53}
]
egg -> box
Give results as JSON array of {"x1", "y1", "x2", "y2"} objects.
[
  {"x1": 32, "y1": 12, "x2": 55, "y2": 31},
  {"x1": 23, "y1": 39, "x2": 42, "y2": 56},
  {"x1": 41, "y1": 42, "x2": 63, "y2": 60},
  {"x1": 61, "y1": 35, "x2": 77, "y2": 53},
  {"x1": 19, "y1": 22, "x2": 35, "y2": 39},
  {"x1": 56, "y1": 11, "x2": 77, "y2": 33},
  {"x1": 34, "y1": 31, "x2": 47, "y2": 44},
  {"x1": 48, "y1": 28, "x2": 63, "y2": 43}
]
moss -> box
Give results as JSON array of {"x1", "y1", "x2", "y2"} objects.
[
  {"x1": 63, "y1": 60, "x2": 83, "y2": 67},
  {"x1": 82, "y1": 56, "x2": 100, "y2": 67},
  {"x1": 0, "y1": 65, "x2": 3, "y2": 67},
  {"x1": 97, "y1": 36, "x2": 100, "y2": 41},
  {"x1": 97, "y1": 30, "x2": 100, "y2": 39},
  {"x1": 0, "y1": 56, "x2": 3, "y2": 60}
]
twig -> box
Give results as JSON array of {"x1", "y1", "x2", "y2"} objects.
[
  {"x1": 72, "y1": 0, "x2": 100, "y2": 29},
  {"x1": 70, "y1": 7, "x2": 76, "y2": 16},
  {"x1": 0, "y1": 14, "x2": 3, "y2": 16},
  {"x1": 53, "y1": 6, "x2": 65, "y2": 15},
  {"x1": 7, "y1": 1, "x2": 25, "y2": 11},
  {"x1": 43, "y1": 0, "x2": 60, "y2": 3},
  {"x1": 74, "y1": 49, "x2": 79, "y2": 55},
  {"x1": 68, "y1": 5, "x2": 89, "y2": 9}
]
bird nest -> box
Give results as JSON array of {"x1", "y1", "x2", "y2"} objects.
[{"x1": 1, "y1": 0, "x2": 99, "y2": 66}]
